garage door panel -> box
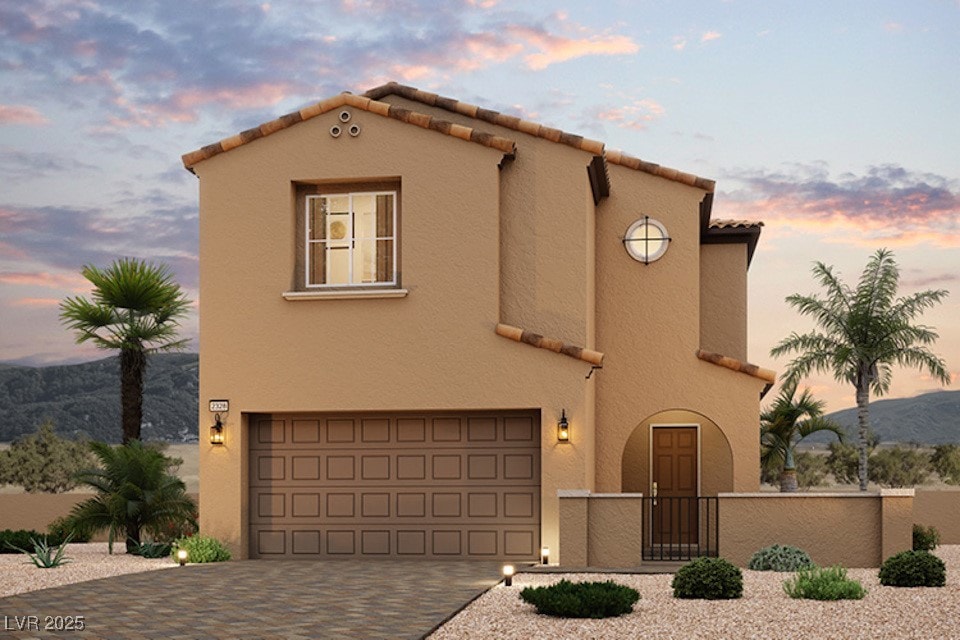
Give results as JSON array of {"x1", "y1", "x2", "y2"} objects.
[{"x1": 249, "y1": 411, "x2": 540, "y2": 559}]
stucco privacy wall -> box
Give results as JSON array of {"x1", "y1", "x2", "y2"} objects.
[
  {"x1": 699, "y1": 243, "x2": 747, "y2": 361},
  {"x1": 558, "y1": 492, "x2": 644, "y2": 568},
  {"x1": 717, "y1": 492, "x2": 913, "y2": 568},
  {"x1": 194, "y1": 107, "x2": 596, "y2": 558},
  {"x1": 595, "y1": 164, "x2": 765, "y2": 495},
  {"x1": 914, "y1": 489, "x2": 960, "y2": 544}
]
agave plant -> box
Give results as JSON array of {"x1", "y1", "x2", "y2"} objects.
[
  {"x1": 67, "y1": 441, "x2": 197, "y2": 553},
  {"x1": 7, "y1": 532, "x2": 74, "y2": 568}
]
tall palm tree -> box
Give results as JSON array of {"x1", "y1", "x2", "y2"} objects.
[
  {"x1": 60, "y1": 258, "x2": 191, "y2": 443},
  {"x1": 761, "y1": 382, "x2": 845, "y2": 492},
  {"x1": 67, "y1": 441, "x2": 197, "y2": 553},
  {"x1": 771, "y1": 249, "x2": 950, "y2": 491}
]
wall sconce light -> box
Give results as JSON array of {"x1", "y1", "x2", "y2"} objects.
[
  {"x1": 502, "y1": 564, "x2": 515, "y2": 586},
  {"x1": 557, "y1": 410, "x2": 570, "y2": 443},
  {"x1": 177, "y1": 548, "x2": 188, "y2": 566},
  {"x1": 210, "y1": 414, "x2": 225, "y2": 445},
  {"x1": 540, "y1": 545, "x2": 550, "y2": 565}
]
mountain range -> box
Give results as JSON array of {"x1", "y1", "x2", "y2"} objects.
[{"x1": 0, "y1": 353, "x2": 957, "y2": 444}]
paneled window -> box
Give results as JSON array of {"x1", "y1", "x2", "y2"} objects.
[{"x1": 305, "y1": 191, "x2": 396, "y2": 287}]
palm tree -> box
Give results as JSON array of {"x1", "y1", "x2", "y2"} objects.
[
  {"x1": 67, "y1": 441, "x2": 197, "y2": 553},
  {"x1": 60, "y1": 258, "x2": 191, "y2": 443},
  {"x1": 771, "y1": 249, "x2": 950, "y2": 491},
  {"x1": 760, "y1": 382, "x2": 845, "y2": 492}
]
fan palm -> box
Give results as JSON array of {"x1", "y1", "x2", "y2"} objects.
[
  {"x1": 761, "y1": 382, "x2": 844, "y2": 492},
  {"x1": 67, "y1": 441, "x2": 197, "y2": 553},
  {"x1": 771, "y1": 249, "x2": 950, "y2": 491},
  {"x1": 60, "y1": 258, "x2": 191, "y2": 443}
]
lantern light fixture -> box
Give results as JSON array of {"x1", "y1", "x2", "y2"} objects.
[
  {"x1": 540, "y1": 545, "x2": 550, "y2": 565},
  {"x1": 210, "y1": 414, "x2": 225, "y2": 445},
  {"x1": 557, "y1": 410, "x2": 570, "y2": 443}
]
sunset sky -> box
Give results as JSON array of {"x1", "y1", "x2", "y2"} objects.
[{"x1": 1, "y1": 0, "x2": 957, "y2": 412}]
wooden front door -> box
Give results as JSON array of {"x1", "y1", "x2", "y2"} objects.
[{"x1": 651, "y1": 426, "x2": 698, "y2": 545}]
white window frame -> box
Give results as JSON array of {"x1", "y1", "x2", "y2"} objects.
[{"x1": 304, "y1": 190, "x2": 398, "y2": 288}]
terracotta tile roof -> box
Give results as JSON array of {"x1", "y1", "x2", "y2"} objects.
[
  {"x1": 364, "y1": 82, "x2": 715, "y2": 193},
  {"x1": 181, "y1": 93, "x2": 516, "y2": 171},
  {"x1": 496, "y1": 323, "x2": 604, "y2": 366},
  {"x1": 696, "y1": 349, "x2": 776, "y2": 383},
  {"x1": 709, "y1": 219, "x2": 764, "y2": 229}
]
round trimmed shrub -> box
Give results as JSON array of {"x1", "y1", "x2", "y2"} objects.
[
  {"x1": 172, "y1": 535, "x2": 231, "y2": 563},
  {"x1": 879, "y1": 550, "x2": 945, "y2": 587},
  {"x1": 672, "y1": 557, "x2": 743, "y2": 600},
  {"x1": 748, "y1": 544, "x2": 814, "y2": 572},
  {"x1": 48, "y1": 516, "x2": 92, "y2": 545},
  {"x1": 519, "y1": 579, "x2": 639, "y2": 618}
]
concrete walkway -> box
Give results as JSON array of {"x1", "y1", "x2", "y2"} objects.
[{"x1": 0, "y1": 560, "x2": 503, "y2": 639}]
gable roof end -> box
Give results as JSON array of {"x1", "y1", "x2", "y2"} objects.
[
  {"x1": 702, "y1": 219, "x2": 764, "y2": 266},
  {"x1": 181, "y1": 93, "x2": 516, "y2": 172}
]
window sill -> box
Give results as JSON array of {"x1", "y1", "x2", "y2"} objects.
[{"x1": 282, "y1": 289, "x2": 409, "y2": 301}]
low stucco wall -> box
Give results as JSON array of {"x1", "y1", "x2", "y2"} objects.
[
  {"x1": 718, "y1": 491, "x2": 913, "y2": 568},
  {"x1": 0, "y1": 493, "x2": 199, "y2": 541},
  {"x1": 558, "y1": 491, "x2": 642, "y2": 568},
  {"x1": 914, "y1": 489, "x2": 960, "y2": 544}
]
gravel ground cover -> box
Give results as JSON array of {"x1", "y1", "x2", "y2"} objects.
[
  {"x1": 430, "y1": 546, "x2": 960, "y2": 640},
  {"x1": 0, "y1": 543, "x2": 177, "y2": 598}
]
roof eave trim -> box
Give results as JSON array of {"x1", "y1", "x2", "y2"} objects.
[{"x1": 696, "y1": 349, "x2": 776, "y2": 383}]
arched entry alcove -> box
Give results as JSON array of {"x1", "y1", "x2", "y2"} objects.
[{"x1": 621, "y1": 409, "x2": 735, "y2": 497}]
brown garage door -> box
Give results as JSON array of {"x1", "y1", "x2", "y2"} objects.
[{"x1": 248, "y1": 411, "x2": 541, "y2": 559}]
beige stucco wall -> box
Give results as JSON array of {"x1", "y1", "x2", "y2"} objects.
[
  {"x1": 194, "y1": 108, "x2": 596, "y2": 558},
  {"x1": 718, "y1": 492, "x2": 912, "y2": 567},
  {"x1": 914, "y1": 489, "x2": 960, "y2": 544},
  {"x1": 699, "y1": 243, "x2": 747, "y2": 361},
  {"x1": 557, "y1": 492, "x2": 643, "y2": 568}
]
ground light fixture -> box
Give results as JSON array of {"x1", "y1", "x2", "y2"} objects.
[
  {"x1": 177, "y1": 549, "x2": 188, "y2": 566},
  {"x1": 557, "y1": 410, "x2": 570, "y2": 443},
  {"x1": 502, "y1": 564, "x2": 515, "y2": 587},
  {"x1": 210, "y1": 413, "x2": 225, "y2": 445},
  {"x1": 540, "y1": 546, "x2": 550, "y2": 565}
]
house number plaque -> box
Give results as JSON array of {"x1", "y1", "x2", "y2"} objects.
[{"x1": 209, "y1": 400, "x2": 229, "y2": 413}]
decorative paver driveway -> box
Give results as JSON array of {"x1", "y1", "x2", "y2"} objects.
[{"x1": 0, "y1": 560, "x2": 503, "y2": 639}]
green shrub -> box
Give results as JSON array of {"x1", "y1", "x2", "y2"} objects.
[
  {"x1": 0, "y1": 422, "x2": 93, "y2": 493},
  {"x1": 913, "y1": 524, "x2": 940, "y2": 551},
  {"x1": 879, "y1": 550, "x2": 945, "y2": 587},
  {"x1": 868, "y1": 447, "x2": 932, "y2": 488},
  {"x1": 47, "y1": 516, "x2": 92, "y2": 545},
  {"x1": 173, "y1": 535, "x2": 231, "y2": 563},
  {"x1": 931, "y1": 444, "x2": 960, "y2": 485},
  {"x1": 748, "y1": 545, "x2": 815, "y2": 572},
  {"x1": 672, "y1": 557, "x2": 743, "y2": 600},
  {"x1": 519, "y1": 580, "x2": 639, "y2": 618},
  {"x1": 7, "y1": 533, "x2": 73, "y2": 568},
  {"x1": 783, "y1": 566, "x2": 866, "y2": 600},
  {"x1": 0, "y1": 529, "x2": 46, "y2": 554},
  {"x1": 130, "y1": 540, "x2": 173, "y2": 558}
]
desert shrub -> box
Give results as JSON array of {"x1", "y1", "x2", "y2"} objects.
[
  {"x1": 0, "y1": 422, "x2": 93, "y2": 493},
  {"x1": 0, "y1": 529, "x2": 46, "y2": 554},
  {"x1": 868, "y1": 447, "x2": 932, "y2": 487},
  {"x1": 827, "y1": 441, "x2": 860, "y2": 484},
  {"x1": 519, "y1": 579, "x2": 639, "y2": 618},
  {"x1": 47, "y1": 516, "x2": 92, "y2": 545},
  {"x1": 913, "y1": 524, "x2": 940, "y2": 552},
  {"x1": 130, "y1": 540, "x2": 173, "y2": 558},
  {"x1": 748, "y1": 544, "x2": 814, "y2": 572},
  {"x1": 879, "y1": 550, "x2": 946, "y2": 587},
  {"x1": 931, "y1": 445, "x2": 960, "y2": 485},
  {"x1": 761, "y1": 452, "x2": 830, "y2": 488},
  {"x1": 173, "y1": 534, "x2": 231, "y2": 563},
  {"x1": 783, "y1": 566, "x2": 866, "y2": 600},
  {"x1": 672, "y1": 557, "x2": 743, "y2": 600}
]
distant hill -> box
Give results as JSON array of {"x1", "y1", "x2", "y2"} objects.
[
  {"x1": 0, "y1": 353, "x2": 199, "y2": 443},
  {"x1": 809, "y1": 390, "x2": 960, "y2": 445}
]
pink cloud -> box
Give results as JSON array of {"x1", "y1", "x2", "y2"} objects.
[
  {"x1": 672, "y1": 36, "x2": 687, "y2": 51},
  {"x1": 0, "y1": 104, "x2": 48, "y2": 125},
  {"x1": 505, "y1": 25, "x2": 640, "y2": 70},
  {"x1": 595, "y1": 99, "x2": 666, "y2": 131},
  {"x1": 0, "y1": 271, "x2": 89, "y2": 291},
  {"x1": 701, "y1": 31, "x2": 722, "y2": 43},
  {"x1": 11, "y1": 297, "x2": 61, "y2": 307}
]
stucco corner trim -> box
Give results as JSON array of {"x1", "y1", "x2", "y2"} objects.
[
  {"x1": 282, "y1": 289, "x2": 409, "y2": 301},
  {"x1": 696, "y1": 349, "x2": 776, "y2": 383},
  {"x1": 495, "y1": 323, "x2": 604, "y2": 366},
  {"x1": 558, "y1": 489, "x2": 591, "y2": 498}
]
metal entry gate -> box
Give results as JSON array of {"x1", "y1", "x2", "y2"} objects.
[{"x1": 642, "y1": 496, "x2": 719, "y2": 561}]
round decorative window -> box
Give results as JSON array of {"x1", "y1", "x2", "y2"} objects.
[{"x1": 623, "y1": 217, "x2": 670, "y2": 264}]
